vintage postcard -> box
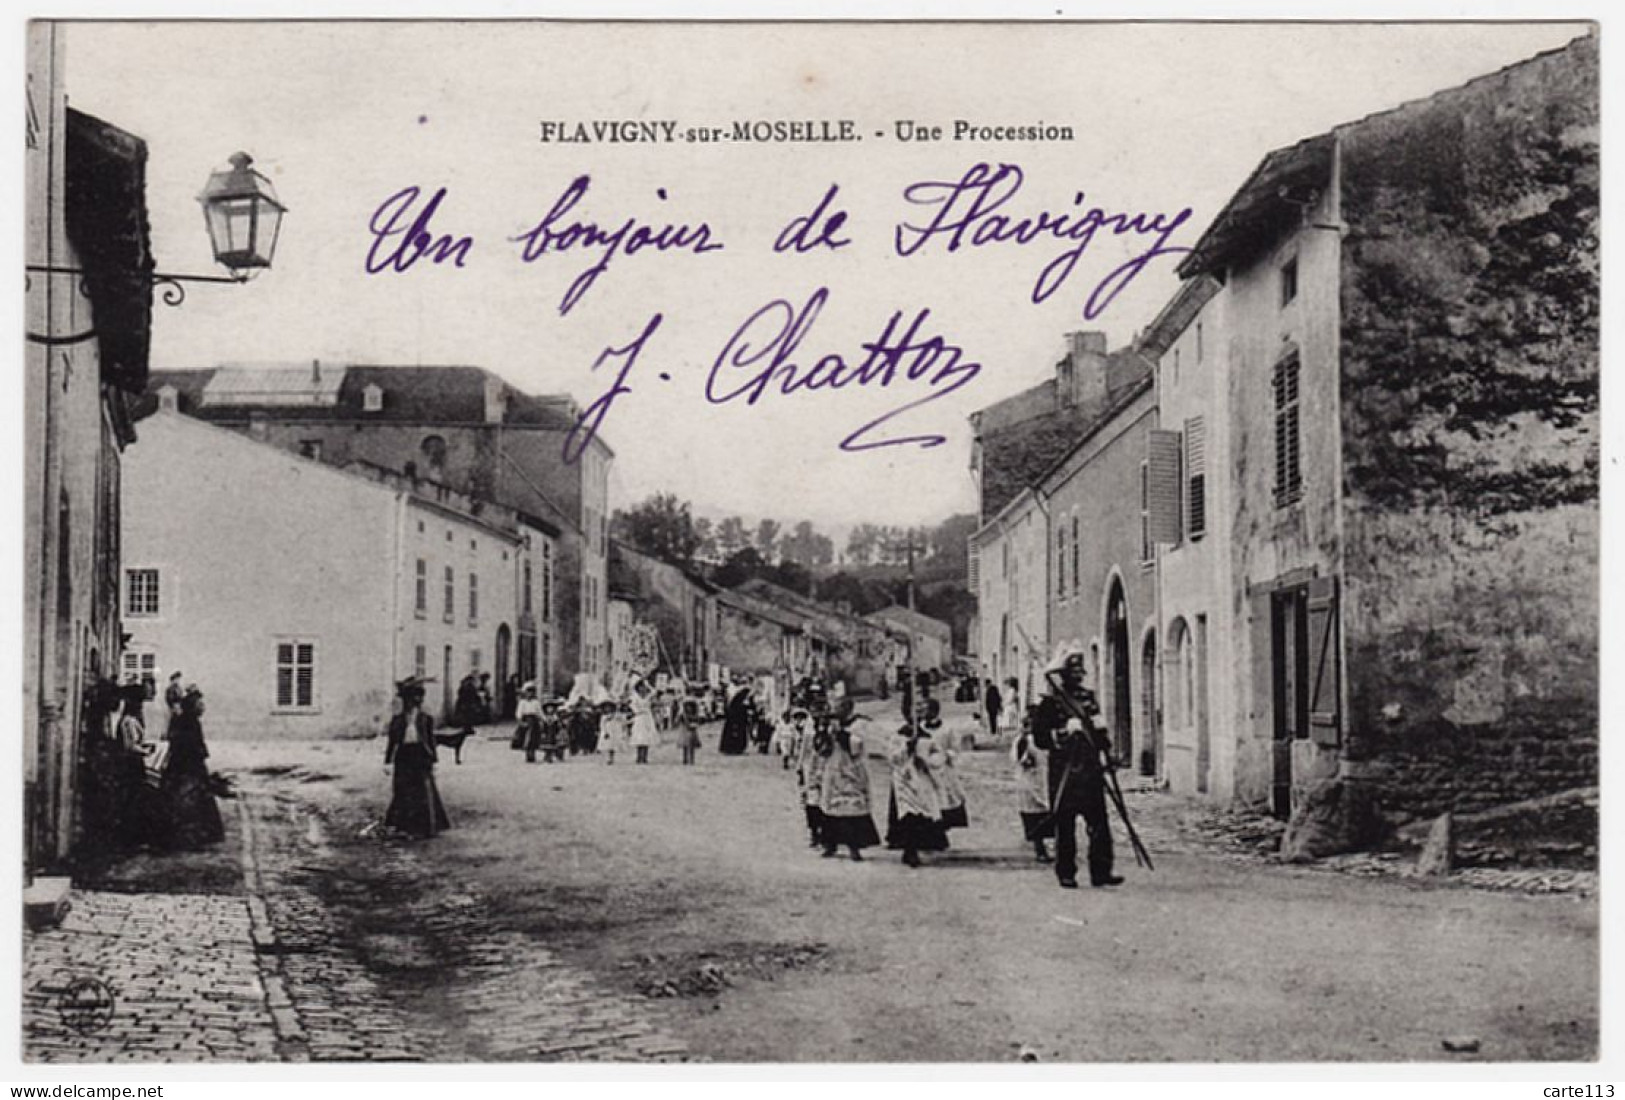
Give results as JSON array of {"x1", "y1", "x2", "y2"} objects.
[{"x1": 18, "y1": 18, "x2": 1603, "y2": 1074}]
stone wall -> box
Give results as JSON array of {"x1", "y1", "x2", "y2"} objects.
[{"x1": 1337, "y1": 35, "x2": 1599, "y2": 825}]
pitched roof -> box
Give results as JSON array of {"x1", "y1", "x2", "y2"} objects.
[
  {"x1": 140, "y1": 364, "x2": 580, "y2": 432},
  {"x1": 715, "y1": 587, "x2": 820, "y2": 635},
  {"x1": 976, "y1": 347, "x2": 1154, "y2": 519},
  {"x1": 865, "y1": 604, "x2": 952, "y2": 639}
]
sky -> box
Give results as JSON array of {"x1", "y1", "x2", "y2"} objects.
[{"x1": 61, "y1": 20, "x2": 1589, "y2": 528}]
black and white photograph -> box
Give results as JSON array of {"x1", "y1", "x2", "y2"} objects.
[{"x1": 16, "y1": 16, "x2": 1607, "y2": 1075}]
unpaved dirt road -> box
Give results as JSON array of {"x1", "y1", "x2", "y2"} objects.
[{"x1": 215, "y1": 702, "x2": 1598, "y2": 1064}]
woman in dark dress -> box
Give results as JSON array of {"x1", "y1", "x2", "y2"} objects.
[
  {"x1": 384, "y1": 677, "x2": 451, "y2": 839},
  {"x1": 719, "y1": 685, "x2": 754, "y2": 755},
  {"x1": 163, "y1": 686, "x2": 225, "y2": 850}
]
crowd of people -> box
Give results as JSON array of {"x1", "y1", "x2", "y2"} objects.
[
  {"x1": 79, "y1": 669, "x2": 225, "y2": 857},
  {"x1": 377, "y1": 650, "x2": 1127, "y2": 891}
]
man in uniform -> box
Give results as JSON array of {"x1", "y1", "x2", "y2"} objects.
[{"x1": 1029, "y1": 646, "x2": 1124, "y2": 890}]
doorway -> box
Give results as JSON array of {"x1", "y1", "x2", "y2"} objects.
[
  {"x1": 1140, "y1": 629, "x2": 1158, "y2": 776},
  {"x1": 1270, "y1": 586, "x2": 1310, "y2": 819},
  {"x1": 1106, "y1": 579, "x2": 1131, "y2": 763}
]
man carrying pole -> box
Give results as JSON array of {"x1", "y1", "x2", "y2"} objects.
[{"x1": 1029, "y1": 643, "x2": 1126, "y2": 890}]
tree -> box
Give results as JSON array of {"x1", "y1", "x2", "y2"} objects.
[
  {"x1": 610, "y1": 493, "x2": 700, "y2": 565},
  {"x1": 755, "y1": 518, "x2": 782, "y2": 563},
  {"x1": 713, "y1": 546, "x2": 767, "y2": 589},
  {"x1": 846, "y1": 524, "x2": 882, "y2": 567},
  {"x1": 716, "y1": 516, "x2": 750, "y2": 559},
  {"x1": 693, "y1": 517, "x2": 718, "y2": 563}
]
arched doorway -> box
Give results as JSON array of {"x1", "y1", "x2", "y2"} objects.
[
  {"x1": 1140, "y1": 629, "x2": 1159, "y2": 777},
  {"x1": 1106, "y1": 579, "x2": 1132, "y2": 763}
]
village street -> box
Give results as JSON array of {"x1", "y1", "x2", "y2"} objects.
[{"x1": 24, "y1": 698, "x2": 1598, "y2": 1065}]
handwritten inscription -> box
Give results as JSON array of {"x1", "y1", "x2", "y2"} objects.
[
  {"x1": 364, "y1": 164, "x2": 1195, "y2": 463},
  {"x1": 706, "y1": 288, "x2": 981, "y2": 453},
  {"x1": 512, "y1": 176, "x2": 725, "y2": 316},
  {"x1": 896, "y1": 162, "x2": 1192, "y2": 319}
]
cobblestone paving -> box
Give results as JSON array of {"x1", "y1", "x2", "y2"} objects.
[
  {"x1": 24, "y1": 771, "x2": 689, "y2": 1064},
  {"x1": 238, "y1": 774, "x2": 691, "y2": 1062},
  {"x1": 23, "y1": 891, "x2": 279, "y2": 1063}
]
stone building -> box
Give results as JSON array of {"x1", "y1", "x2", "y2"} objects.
[
  {"x1": 1140, "y1": 274, "x2": 1233, "y2": 798},
  {"x1": 968, "y1": 329, "x2": 1160, "y2": 745},
  {"x1": 608, "y1": 541, "x2": 719, "y2": 682},
  {"x1": 122, "y1": 411, "x2": 558, "y2": 738},
  {"x1": 864, "y1": 605, "x2": 954, "y2": 676},
  {"x1": 734, "y1": 579, "x2": 896, "y2": 695},
  {"x1": 713, "y1": 587, "x2": 827, "y2": 681},
  {"x1": 142, "y1": 363, "x2": 609, "y2": 689},
  {"x1": 1167, "y1": 34, "x2": 1598, "y2": 826},
  {"x1": 969, "y1": 488, "x2": 1048, "y2": 711},
  {"x1": 25, "y1": 25, "x2": 149, "y2": 868},
  {"x1": 1032, "y1": 348, "x2": 1160, "y2": 773}
]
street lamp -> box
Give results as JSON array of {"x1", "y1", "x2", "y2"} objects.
[
  {"x1": 197, "y1": 151, "x2": 285, "y2": 280},
  {"x1": 27, "y1": 149, "x2": 287, "y2": 345}
]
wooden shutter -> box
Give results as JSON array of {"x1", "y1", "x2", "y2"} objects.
[
  {"x1": 1185, "y1": 417, "x2": 1207, "y2": 538},
  {"x1": 1307, "y1": 576, "x2": 1340, "y2": 743},
  {"x1": 1147, "y1": 429, "x2": 1183, "y2": 545}
]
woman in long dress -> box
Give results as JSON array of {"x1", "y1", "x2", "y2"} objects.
[
  {"x1": 384, "y1": 677, "x2": 451, "y2": 838},
  {"x1": 885, "y1": 720, "x2": 949, "y2": 867},
  {"x1": 719, "y1": 685, "x2": 753, "y2": 755},
  {"x1": 818, "y1": 719, "x2": 881, "y2": 860},
  {"x1": 1011, "y1": 711, "x2": 1054, "y2": 862},
  {"x1": 163, "y1": 686, "x2": 225, "y2": 850}
]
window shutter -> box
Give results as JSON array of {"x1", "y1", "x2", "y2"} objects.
[
  {"x1": 1185, "y1": 417, "x2": 1207, "y2": 538},
  {"x1": 1307, "y1": 576, "x2": 1340, "y2": 743},
  {"x1": 1147, "y1": 430, "x2": 1183, "y2": 545}
]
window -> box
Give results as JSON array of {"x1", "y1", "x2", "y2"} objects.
[
  {"x1": 298, "y1": 439, "x2": 323, "y2": 461},
  {"x1": 121, "y1": 647, "x2": 158, "y2": 688},
  {"x1": 275, "y1": 640, "x2": 317, "y2": 710},
  {"x1": 363, "y1": 384, "x2": 384, "y2": 412},
  {"x1": 1196, "y1": 320, "x2": 1204, "y2": 363},
  {"x1": 1070, "y1": 515, "x2": 1080, "y2": 595},
  {"x1": 1185, "y1": 416, "x2": 1207, "y2": 539},
  {"x1": 1055, "y1": 528, "x2": 1067, "y2": 600},
  {"x1": 468, "y1": 572, "x2": 479, "y2": 625},
  {"x1": 470, "y1": 648, "x2": 482, "y2": 675},
  {"x1": 1273, "y1": 353, "x2": 1303, "y2": 507},
  {"x1": 1280, "y1": 256, "x2": 1298, "y2": 307},
  {"x1": 416, "y1": 520, "x2": 425, "y2": 534},
  {"x1": 470, "y1": 538, "x2": 478, "y2": 552},
  {"x1": 1139, "y1": 461, "x2": 1153, "y2": 564},
  {"x1": 542, "y1": 547, "x2": 553, "y2": 623},
  {"x1": 414, "y1": 559, "x2": 427, "y2": 617},
  {"x1": 443, "y1": 566, "x2": 455, "y2": 623},
  {"x1": 125, "y1": 568, "x2": 160, "y2": 618},
  {"x1": 523, "y1": 559, "x2": 534, "y2": 616},
  {"x1": 414, "y1": 644, "x2": 427, "y2": 680}
]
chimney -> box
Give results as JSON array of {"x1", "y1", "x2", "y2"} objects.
[
  {"x1": 483, "y1": 374, "x2": 507, "y2": 424},
  {"x1": 1060, "y1": 330, "x2": 1109, "y2": 408},
  {"x1": 311, "y1": 358, "x2": 321, "y2": 384},
  {"x1": 247, "y1": 411, "x2": 268, "y2": 441}
]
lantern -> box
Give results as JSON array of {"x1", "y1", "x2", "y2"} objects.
[{"x1": 197, "y1": 152, "x2": 285, "y2": 278}]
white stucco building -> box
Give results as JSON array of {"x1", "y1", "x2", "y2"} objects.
[{"x1": 121, "y1": 411, "x2": 557, "y2": 738}]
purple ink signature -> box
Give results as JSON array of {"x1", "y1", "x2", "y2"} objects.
[
  {"x1": 895, "y1": 162, "x2": 1192, "y2": 319},
  {"x1": 705, "y1": 287, "x2": 981, "y2": 452}
]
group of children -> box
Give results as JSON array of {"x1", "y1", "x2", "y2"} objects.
[
  {"x1": 510, "y1": 679, "x2": 706, "y2": 766},
  {"x1": 784, "y1": 696, "x2": 970, "y2": 867}
]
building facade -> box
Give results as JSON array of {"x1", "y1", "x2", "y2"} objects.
[
  {"x1": 25, "y1": 25, "x2": 149, "y2": 868},
  {"x1": 1169, "y1": 34, "x2": 1600, "y2": 821},
  {"x1": 144, "y1": 364, "x2": 608, "y2": 687},
  {"x1": 122, "y1": 411, "x2": 556, "y2": 738}
]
